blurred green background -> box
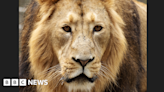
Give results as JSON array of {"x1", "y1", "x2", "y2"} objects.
[{"x1": 19, "y1": 0, "x2": 147, "y2": 55}]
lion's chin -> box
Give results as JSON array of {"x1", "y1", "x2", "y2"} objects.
[{"x1": 65, "y1": 78, "x2": 95, "y2": 92}]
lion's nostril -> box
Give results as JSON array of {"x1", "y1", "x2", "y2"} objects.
[
  {"x1": 89, "y1": 57, "x2": 94, "y2": 62},
  {"x1": 72, "y1": 57, "x2": 79, "y2": 62},
  {"x1": 72, "y1": 57, "x2": 95, "y2": 67}
]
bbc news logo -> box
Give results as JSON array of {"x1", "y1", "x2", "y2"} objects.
[{"x1": 3, "y1": 78, "x2": 48, "y2": 86}]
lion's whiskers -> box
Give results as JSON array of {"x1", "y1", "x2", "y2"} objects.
[
  {"x1": 53, "y1": 77, "x2": 63, "y2": 91},
  {"x1": 45, "y1": 67, "x2": 63, "y2": 92},
  {"x1": 39, "y1": 64, "x2": 60, "y2": 76},
  {"x1": 48, "y1": 71, "x2": 61, "y2": 81},
  {"x1": 100, "y1": 65, "x2": 115, "y2": 80},
  {"x1": 100, "y1": 65, "x2": 115, "y2": 79},
  {"x1": 97, "y1": 65, "x2": 117, "y2": 92},
  {"x1": 52, "y1": 72, "x2": 69, "y2": 92}
]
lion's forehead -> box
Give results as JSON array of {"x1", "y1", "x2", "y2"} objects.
[{"x1": 54, "y1": 0, "x2": 109, "y2": 23}]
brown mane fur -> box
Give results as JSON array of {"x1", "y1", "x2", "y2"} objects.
[{"x1": 19, "y1": 0, "x2": 147, "y2": 92}]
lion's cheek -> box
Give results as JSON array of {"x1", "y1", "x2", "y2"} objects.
[
  {"x1": 93, "y1": 31, "x2": 110, "y2": 55},
  {"x1": 51, "y1": 30, "x2": 71, "y2": 51}
]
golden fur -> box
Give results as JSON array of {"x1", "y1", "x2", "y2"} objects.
[{"x1": 19, "y1": 0, "x2": 147, "y2": 92}]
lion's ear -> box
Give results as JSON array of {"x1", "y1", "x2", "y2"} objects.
[{"x1": 36, "y1": 0, "x2": 59, "y2": 5}]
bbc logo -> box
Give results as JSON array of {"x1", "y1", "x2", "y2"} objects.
[{"x1": 3, "y1": 79, "x2": 26, "y2": 86}]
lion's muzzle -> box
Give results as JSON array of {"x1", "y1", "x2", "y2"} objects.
[{"x1": 63, "y1": 57, "x2": 96, "y2": 83}]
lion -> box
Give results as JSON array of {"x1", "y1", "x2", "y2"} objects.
[{"x1": 19, "y1": 0, "x2": 147, "y2": 92}]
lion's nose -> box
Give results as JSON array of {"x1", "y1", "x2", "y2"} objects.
[{"x1": 72, "y1": 57, "x2": 94, "y2": 67}]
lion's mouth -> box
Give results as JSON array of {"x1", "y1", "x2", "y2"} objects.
[{"x1": 65, "y1": 74, "x2": 97, "y2": 83}]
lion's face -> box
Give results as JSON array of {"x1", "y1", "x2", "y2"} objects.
[
  {"x1": 51, "y1": 0, "x2": 111, "y2": 90},
  {"x1": 29, "y1": 0, "x2": 127, "y2": 92}
]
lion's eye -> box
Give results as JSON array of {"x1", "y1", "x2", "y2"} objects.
[
  {"x1": 93, "y1": 25, "x2": 103, "y2": 32},
  {"x1": 62, "y1": 26, "x2": 71, "y2": 32}
]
